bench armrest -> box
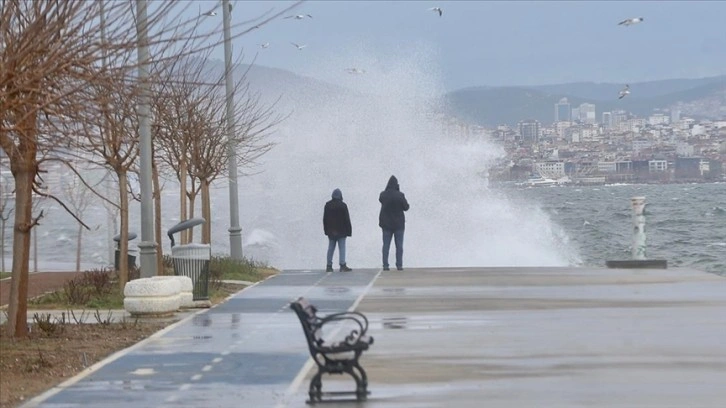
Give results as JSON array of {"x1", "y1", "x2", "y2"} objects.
[{"x1": 318, "y1": 311, "x2": 370, "y2": 346}]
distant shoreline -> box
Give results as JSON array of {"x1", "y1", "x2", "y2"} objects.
[{"x1": 491, "y1": 180, "x2": 725, "y2": 189}]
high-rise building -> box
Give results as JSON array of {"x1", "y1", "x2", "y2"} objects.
[
  {"x1": 579, "y1": 103, "x2": 596, "y2": 124},
  {"x1": 671, "y1": 109, "x2": 681, "y2": 123},
  {"x1": 602, "y1": 112, "x2": 612, "y2": 129},
  {"x1": 518, "y1": 119, "x2": 541, "y2": 144},
  {"x1": 571, "y1": 107, "x2": 580, "y2": 122},
  {"x1": 555, "y1": 98, "x2": 571, "y2": 122}
]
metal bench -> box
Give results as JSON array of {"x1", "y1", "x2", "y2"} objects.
[{"x1": 290, "y1": 297, "x2": 374, "y2": 403}]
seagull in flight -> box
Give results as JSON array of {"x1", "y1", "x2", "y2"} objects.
[
  {"x1": 260, "y1": 43, "x2": 270, "y2": 49},
  {"x1": 428, "y1": 7, "x2": 443, "y2": 17},
  {"x1": 618, "y1": 17, "x2": 644, "y2": 26},
  {"x1": 345, "y1": 68, "x2": 366, "y2": 74},
  {"x1": 618, "y1": 84, "x2": 630, "y2": 99},
  {"x1": 285, "y1": 14, "x2": 313, "y2": 20},
  {"x1": 291, "y1": 42, "x2": 307, "y2": 50}
]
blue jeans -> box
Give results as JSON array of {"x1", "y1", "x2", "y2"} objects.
[
  {"x1": 327, "y1": 237, "x2": 347, "y2": 266},
  {"x1": 382, "y1": 229, "x2": 404, "y2": 269}
]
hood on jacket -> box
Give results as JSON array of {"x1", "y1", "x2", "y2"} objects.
[
  {"x1": 385, "y1": 175, "x2": 399, "y2": 191},
  {"x1": 332, "y1": 188, "x2": 343, "y2": 200}
]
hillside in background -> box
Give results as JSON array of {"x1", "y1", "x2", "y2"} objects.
[
  {"x1": 191, "y1": 59, "x2": 725, "y2": 128},
  {"x1": 446, "y1": 75, "x2": 726, "y2": 126}
]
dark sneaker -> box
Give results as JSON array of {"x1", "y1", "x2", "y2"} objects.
[
  {"x1": 326, "y1": 265, "x2": 334, "y2": 272},
  {"x1": 396, "y1": 266, "x2": 403, "y2": 271},
  {"x1": 383, "y1": 266, "x2": 390, "y2": 271},
  {"x1": 340, "y1": 264, "x2": 352, "y2": 272}
]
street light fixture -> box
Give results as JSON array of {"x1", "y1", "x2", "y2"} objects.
[
  {"x1": 135, "y1": 0, "x2": 158, "y2": 277},
  {"x1": 199, "y1": 0, "x2": 243, "y2": 260},
  {"x1": 222, "y1": 0, "x2": 243, "y2": 260}
]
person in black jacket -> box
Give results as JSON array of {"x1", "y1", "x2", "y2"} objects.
[
  {"x1": 323, "y1": 188, "x2": 353, "y2": 272},
  {"x1": 379, "y1": 175, "x2": 409, "y2": 271}
]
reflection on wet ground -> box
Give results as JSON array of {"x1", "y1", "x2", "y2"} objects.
[{"x1": 23, "y1": 267, "x2": 726, "y2": 408}]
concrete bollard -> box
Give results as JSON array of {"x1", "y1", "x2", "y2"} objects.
[
  {"x1": 631, "y1": 196, "x2": 647, "y2": 260},
  {"x1": 123, "y1": 277, "x2": 181, "y2": 316},
  {"x1": 151, "y1": 275, "x2": 194, "y2": 309}
]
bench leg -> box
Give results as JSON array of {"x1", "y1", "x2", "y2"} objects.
[
  {"x1": 308, "y1": 370, "x2": 323, "y2": 403},
  {"x1": 351, "y1": 362, "x2": 368, "y2": 401}
]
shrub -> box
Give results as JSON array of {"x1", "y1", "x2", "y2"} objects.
[
  {"x1": 80, "y1": 268, "x2": 114, "y2": 296},
  {"x1": 63, "y1": 277, "x2": 92, "y2": 305},
  {"x1": 32, "y1": 313, "x2": 65, "y2": 335}
]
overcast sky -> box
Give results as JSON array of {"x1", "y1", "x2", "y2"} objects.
[{"x1": 190, "y1": 0, "x2": 726, "y2": 91}]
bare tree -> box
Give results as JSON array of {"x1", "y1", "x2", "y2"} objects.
[
  {"x1": 61, "y1": 172, "x2": 96, "y2": 272},
  {"x1": 192, "y1": 75, "x2": 285, "y2": 245},
  {"x1": 1, "y1": 0, "x2": 303, "y2": 339},
  {"x1": 1, "y1": 0, "x2": 195, "y2": 338}
]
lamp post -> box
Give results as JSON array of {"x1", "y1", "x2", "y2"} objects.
[
  {"x1": 222, "y1": 0, "x2": 243, "y2": 260},
  {"x1": 135, "y1": 0, "x2": 158, "y2": 277}
]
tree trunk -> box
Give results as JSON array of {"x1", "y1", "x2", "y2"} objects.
[
  {"x1": 1, "y1": 219, "x2": 6, "y2": 272},
  {"x1": 117, "y1": 169, "x2": 129, "y2": 288},
  {"x1": 75, "y1": 222, "x2": 83, "y2": 272},
  {"x1": 152, "y1": 160, "x2": 164, "y2": 275},
  {"x1": 201, "y1": 179, "x2": 211, "y2": 244},
  {"x1": 6, "y1": 103, "x2": 38, "y2": 338},
  {"x1": 186, "y1": 183, "x2": 198, "y2": 243},
  {"x1": 32, "y1": 225, "x2": 38, "y2": 272},
  {"x1": 180, "y1": 158, "x2": 187, "y2": 245},
  {"x1": 7, "y1": 166, "x2": 34, "y2": 338}
]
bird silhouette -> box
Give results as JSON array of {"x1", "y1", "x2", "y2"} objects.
[
  {"x1": 260, "y1": 43, "x2": 270, "y2": 49},
  {"x1": 285, "y1": 14, "x2": 313, "y2": 20},
  {"x1": 291, "y1": 42, "x2": 307, "y2": 50},
  {"x1": 618, "y1": 84, "x2": 630, "y2": 99},
  {"x1": 428, "y1": 7, "x2": 443, "y2": 17},
  {"x1": 618, "y1": 17, "x2": 644, "y2": 26}
]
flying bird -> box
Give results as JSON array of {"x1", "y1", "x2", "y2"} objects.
[
  {"x1": 201, "y1": 10, "x2": 217, "y2": 16},
  {"x1": 618, "y1": 84, "x2": 630, "y2": 99},
  {"x1": 618, "y1": 17, "x2": 644, "y2": 26},
  {"x1": 260, "y1": 42, "x2": 270, "y2": 49},
  {"x1": 285, "y1": 14, "x2": 313, "y2": 20},
  {"x1": 291, "y1": 42, "x2": 307, "y2": 50},
  {"x1": 428, "y1": 7, "x2": 443, "y2": 17},
  {"x1": 345, "y1": 68, "x2": 366, "y2": 74}
]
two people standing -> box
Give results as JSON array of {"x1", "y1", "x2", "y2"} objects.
[{"x1": 323, "y1": 175, "x2": 410, "y2": 272}]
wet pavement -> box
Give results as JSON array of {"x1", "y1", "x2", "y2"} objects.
[{"x1": 21, "y1": 266, "x2": 726, "y2": 408}]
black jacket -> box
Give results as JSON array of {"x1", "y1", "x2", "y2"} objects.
[
  {"x1": 323, "y1": 189, "x2": 352, "y2": 238},
  {"x1": 378, "y1": 176, "x2": 409, "y2": 230}
]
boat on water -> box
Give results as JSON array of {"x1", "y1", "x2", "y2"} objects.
[{"x1": 517, "y1": 176, "x2": 571, "y2": 188}]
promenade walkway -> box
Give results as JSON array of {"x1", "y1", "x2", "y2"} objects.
[{"x1": 21, "y1": 266, "x2": 726, "y2": 408}]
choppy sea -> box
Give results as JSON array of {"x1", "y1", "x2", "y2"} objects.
[
  {"x1": 505, "y1": 183, "x2": 726, "y2": 276},
  {"x1": 1, "y1": 183, "x2": 724, "y2": 276}
]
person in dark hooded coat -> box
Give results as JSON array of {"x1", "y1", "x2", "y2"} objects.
[
  {"x1": 378, "y1": 175, "x2": 409, "y2": 271},
  {"x1": 323, "y1": 188, "x2": 353, "y2": 272}
]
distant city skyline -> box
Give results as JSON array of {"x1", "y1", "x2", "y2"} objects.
[{"x1": 190, "y1": 1, "x2": 726, "y2": 91}]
